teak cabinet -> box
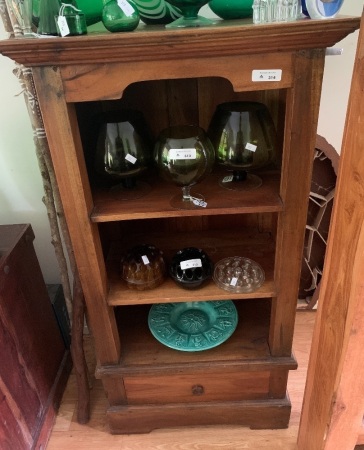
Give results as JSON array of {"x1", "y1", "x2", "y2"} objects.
[
  {"x1": 0, "y1": 16, "x2": 359, "y2": 433},
  {"x1": 0, "y1": 224, "x2": 71, "y2": 449}
]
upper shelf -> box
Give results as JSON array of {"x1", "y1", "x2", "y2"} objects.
[{"x1": 0, "y1": 16, "x2": 360, "y2": 67}]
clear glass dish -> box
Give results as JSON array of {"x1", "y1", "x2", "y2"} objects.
[{"x1": 213, "y1": 256, "x2": 265, "y2": 293}]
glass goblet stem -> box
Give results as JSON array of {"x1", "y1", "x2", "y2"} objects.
[
  {"x1": 180, "y1": 5, "x2": 199, "y2": 19},
  {"x1": 182, "y1": 185, "x2": 192, "y2": 202}
]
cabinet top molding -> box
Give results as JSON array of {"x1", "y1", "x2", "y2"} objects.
[{"x1": 0, "y1": 16, "x2": 360, "y2": 67}]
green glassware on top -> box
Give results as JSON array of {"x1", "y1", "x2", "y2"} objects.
[{"x1": 102, "y1": 0, "x2": 140, "y2": 32}]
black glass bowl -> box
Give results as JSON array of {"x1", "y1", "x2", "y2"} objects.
[{"x1": 169, "y1": 247, "x2": 213, "y2": 289}]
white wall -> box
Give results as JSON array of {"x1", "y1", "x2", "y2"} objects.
[
  {"x1": 318, "y1": 0, "x2": 363, "y2": 147},
  {"x1": 0, "y1": 3, "x2": 362, "y2": 282},
  {"x1": 0, "y1": 21, "x2": 60, "y2": 282}
]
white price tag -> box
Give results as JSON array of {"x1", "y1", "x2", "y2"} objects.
[
  {"x1": 230, "y1": 277, "x2": 238, "y2": 286},
  {"x1": 125, "y1": 153, "x2": 137, "y2": 164},
  {"x1": 222, "y1": 175, "x2": 234, "y2": 183},
  {"x1": 117, "y1": 0, "x2": 135, "y2": 15},
  {"x1": 169, "y1": 149, "x2": 196, "y2": 160},
  {"x1": 180, "y1": 259, "x2": 202, "y2": 270},
  {"x1": 245, "y1": 142, "x2": 257, "y2": 152},
  {"x1": 252, "y1": 69, "x2": 282, "y2": 82},
  {"x1": 57, "y1": 16, "x2": 70, "y2": 37},
  {"x1": 142, "y1": 255, "x2": 150, "y2": 265}
]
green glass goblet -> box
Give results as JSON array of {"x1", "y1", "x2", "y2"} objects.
[
  {"x1": 208, "y1": 101, "x2": 277, "y2": 191},
  {"x1": 94, "y1": 110, "x2": 152, "y2": 200},
  {"x1": 154, "y1": 125, "x2": 215, "y2": 210}
]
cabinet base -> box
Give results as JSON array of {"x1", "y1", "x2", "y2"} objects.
[{"x1": 107, "y1": 397, "x2": 291, "y2": 434}]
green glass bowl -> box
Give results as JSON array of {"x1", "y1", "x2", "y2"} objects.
[
  {"x1": 208, "y1": 0, "x2": 253, "y2": 20},
  {"x1": 148, "y1": 300, "x2": 238, "y2": 351}
]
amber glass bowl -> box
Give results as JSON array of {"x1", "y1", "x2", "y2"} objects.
[{"x1": 121, "y1": 244, "x2": 166, "y2": 290}]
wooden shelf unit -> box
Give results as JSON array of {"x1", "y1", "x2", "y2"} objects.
[{"x1": 0, "y1": 16, "x2": 359, "y2": 434}]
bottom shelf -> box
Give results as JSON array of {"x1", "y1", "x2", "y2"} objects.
[
  {"x1": 113, "y1": 299, "x2": 289, "y2": 369},
  {"x1": 107, "y1": 397, "x2": 292, "y2": 434},
  {"x1": 97, "y1": 300, "x2": 296, "y2": 433}
]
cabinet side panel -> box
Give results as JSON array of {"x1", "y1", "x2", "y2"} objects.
[
  {"x1": 32, "y1": 66, "x2": 120, "y2": 365},
  {"x1": 270, "y1": 49, "x2": 325, "y2": 356}
]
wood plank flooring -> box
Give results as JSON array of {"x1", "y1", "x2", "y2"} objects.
[{"x1": 47, "y1": 310, "x2": 316, "y2": 450}]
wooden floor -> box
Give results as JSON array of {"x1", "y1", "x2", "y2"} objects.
[{"x1": 47, "y1": 310, "x2": 316, "y2": 450}]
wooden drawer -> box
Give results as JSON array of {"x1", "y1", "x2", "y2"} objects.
[{"x1": 123, "y1": 371, "x2": 271, "y2": 404}]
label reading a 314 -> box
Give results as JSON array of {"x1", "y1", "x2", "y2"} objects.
[{"x1": 252, "y1": 69, "x2": 282, "y2": 82}]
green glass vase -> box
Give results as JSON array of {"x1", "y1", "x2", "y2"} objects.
[
  {"x1": 37, "y1": 0, "x2": 61, "y2": 35},
  {"x1": 102, "y1": 0, "x2": 140, "y2": 32}
]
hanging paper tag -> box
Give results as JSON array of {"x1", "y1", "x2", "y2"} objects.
[
  {"x1": 117, "y1": 0, "x2": 135, "y2": 15},
  {"x1": 169, "y1": 149, "x2": 196, "y2": 160},
  {"x1": 125, "y1": 153, "x2": 137, "y2": 164},
  {"x1": 180, "y1": 259, "x2": 202, "y2": 270},
  {"x1": 142, "y1": 255, "x2": 150, "y2": 265},
  {"x1": 245, "y1": 142, "x2": 257, "y2": 152},
  {"x1": 57, "y1": 16, "x2": 70, "y2": 37}
]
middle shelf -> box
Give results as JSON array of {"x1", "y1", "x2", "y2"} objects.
[{"x1": 106, "y1": 227, "x2": 277, "y2": 306}]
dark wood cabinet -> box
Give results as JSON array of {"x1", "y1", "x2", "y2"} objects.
[
  {"x1": 0, "y1": 224, "x2": 71, "y2": 449},
  {"x1": 0, "y1": 17, "x2": 360, "y2": 434}
]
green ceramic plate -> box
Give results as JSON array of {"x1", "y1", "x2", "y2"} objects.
[{"x1": 148, "y1": 300, "x2": 238, "y2": 352}]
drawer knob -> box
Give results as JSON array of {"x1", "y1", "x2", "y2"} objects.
[{"x1": 192, "y1": 384, "x2": 204, "y2": 395}]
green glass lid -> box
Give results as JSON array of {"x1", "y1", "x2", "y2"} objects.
[{"x1": 148, "y1": 300, "x2": 238, "y2": 352}]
